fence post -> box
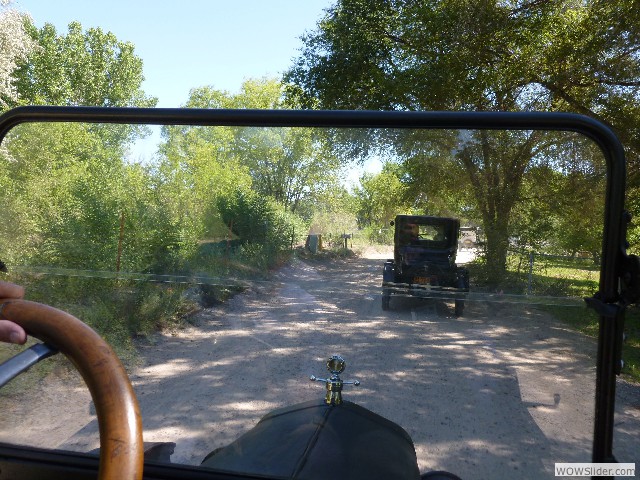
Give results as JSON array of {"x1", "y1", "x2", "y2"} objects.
[
  {"x1": 528, "y1": 251, "x2": 534, "y2": 295},
  {"x1": 226, "y1": 220, "x2": 234, "y2": 258},
  {"x1": 116, "y1": 211, "x2": 125, "y2": 273}
]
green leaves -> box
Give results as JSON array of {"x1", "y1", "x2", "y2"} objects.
[
  {"x1": 163, "y1": 78, "x2": 342, "y2": 216},
  {"x1": 12, "y1": 21, "x2": 156, "y2": 108},
  {"x1": 0, "y1": 2, "x2": 35, "y2": 108},
  {"x1": 353, "y1": 162, "x2": 409, "y2": 228},
  {"x1": 287, "y1": 0, "x2": 637, "y2": 278}
]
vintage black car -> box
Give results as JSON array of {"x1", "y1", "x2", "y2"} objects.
[{"x1": 382, "y1": 215, "x2": 469, "y2": 315}]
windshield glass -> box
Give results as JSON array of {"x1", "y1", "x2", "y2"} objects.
[{"x1": 0, "y1": 119, "x2": 637, "y2": 478}]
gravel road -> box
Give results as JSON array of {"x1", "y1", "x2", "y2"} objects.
[{"x1": 1, "y1": 250, "x2": 638, "y2": 479}]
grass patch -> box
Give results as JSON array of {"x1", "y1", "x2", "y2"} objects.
[
  {"x1": 0, "y1": 243, "x2": 285, "y2": 390},
  {"x1": 543, "y1": 304, "x2": 640, "y2": 383},
  {"x1": 2, "y1": 240, "x2": 288, "y2": 365},
  {"x1": 621, "y1": 307, "x2": 640, "y2": 382},
  {"x1": 6, "y1": 273, "x2": 198, "y2": 362},
  {"x1": 467, "y1": 252, "x2": 599, "y2": 298},
  {"x1": 543, "y1": 304, "x2": 600, "y2": 338}
]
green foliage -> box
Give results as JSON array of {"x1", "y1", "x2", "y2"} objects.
[
  {"x1": 625, "y1": 185, "x2": 640, "y2": 254},
  {"x1": 156, "y1": 120, "x2": 253, "y2": 272},
  {"x1": 360, "y1": 224, "x2": 393, "y2": 245},
  {"x1": 2, "y1": 123, "x2": 120, "y2": 267},
  {"x1": 286, "y1": 0, "x2": 639, "y2": 283},
  {"x1": 353, "y1": 162, "x2": 410, "y2": 228},
  {"x1": 179, "y1": 79, "x2": 342, "y2": 214},
  {"x1": 12, "y1": 21, "x2": 155, "y2": 108},
  {"x1": 10, "y1": 273, "x2": 193, "y2": 357},
  {"x1": 510, "y1": 137, "x2": 606, "y2": 257},
  {"x1": 8, "y1": 21, "x2": 156, "y2": 148},
  {"x1": 309, "y1": 209, "x2": 358, "y2": 237},
  {"x1": 216, "y1": 188, "x2": 306, "y2": 261},
  {"x1": 468, "y1": 251, "x2": 599, "y2": 298},
  {"x1": 0, "y1": 1, "x2": 35, "y2": 107},
  {"x1": 0, "y1": 20, "x2": 197, "y2": 350},
  {"x1": 622, "y1": 308, "x2": 640, "y2": 381}
]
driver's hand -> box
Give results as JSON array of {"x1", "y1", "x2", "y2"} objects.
[{"x1": 0, "y1": 281, "x2": 27, "y2": 344}]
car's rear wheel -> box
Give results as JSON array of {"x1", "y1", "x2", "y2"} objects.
[
  {"x1": 454, "y1": 299, "x2": 464, "y2": 316},
  {"x1": 382, "y1": 289, "x2": 391, "y2": 310}
]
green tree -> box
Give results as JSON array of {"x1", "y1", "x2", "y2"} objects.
[
  {"x1": 0, "y1": 0, "x2": 35, "y2": 108},
  {"x1": 1, "y1": 122, "x2": 124, "y2": 268},
  {"x1": 216, "y1": 188, "x2": 306, "y2": 269},
  {"x1": 304, "y1": 182, "x2": 357, "y2": 236},
  {"x1": 286, "y1": 0, "x2": 639, "y2": 281},
  {"x1": 168, "y1": 78, "x2": 342, "y2": 214},
  {"x1": 12, "y1": 21, "x2": 155, "y2": 108},
  {"x1": 234, "y1": 125, "x2": 339, "y2": 213},
  {"x1": 510, "y1": 136, "x2": 607, "y2": 259},
  {"x1": 1, "y1": 20, "x2": 159, "y2": 271},
  {"x1": 353, "y1": 162, "x2": 409, "y2": 228},
  {"x1": 156, "y1": 119, "x2": 253, "y2": 250},
  {"x1": 10, "y1": 21, "x2": 156, "y2": 149}
]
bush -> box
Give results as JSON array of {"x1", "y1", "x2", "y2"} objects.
[
  {"x1": 9, "y1": 273, "x2": 195, "y2": 359},
  {"x1": 216, "y1": 189, "x2": 307, "y2": 268},
  {"x1": 362, "y1": 225, "x2": 393, "y2": 245}
]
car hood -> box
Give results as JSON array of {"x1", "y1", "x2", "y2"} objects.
[{"x1": 201, "y1": 399, "x2": 420, "y2": 479}]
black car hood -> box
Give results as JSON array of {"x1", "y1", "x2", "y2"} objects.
[{"x1": 201, "y1": 399, "x2": 420, "y2": 480}]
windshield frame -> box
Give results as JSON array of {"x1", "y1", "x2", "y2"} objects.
[{"x1": 0, "y1": 105, "x2": 628, "y2": 465}]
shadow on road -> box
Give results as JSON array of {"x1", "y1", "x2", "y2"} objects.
[{"x1": 6, "y1": 254, "x2": 637, "y2": 478}]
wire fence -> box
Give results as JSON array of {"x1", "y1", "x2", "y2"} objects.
[{"x1": 507, "y1": 249, "x2": 600, "y2": 296}]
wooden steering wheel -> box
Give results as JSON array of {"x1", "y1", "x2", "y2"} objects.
[{"x1": 0, "y1": 298, "x2": 144, "y2": 480}]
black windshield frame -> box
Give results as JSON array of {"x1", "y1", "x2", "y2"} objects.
[{"x1": 0, "y1": 105, "x2": 628, "y2": 468}]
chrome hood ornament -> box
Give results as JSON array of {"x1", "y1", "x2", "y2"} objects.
[{"x1": 310, "y1": 355, "x2": 360, "y2": 405}]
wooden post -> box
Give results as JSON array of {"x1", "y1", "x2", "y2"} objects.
[
  {"x1": 116, "y1": 211, "x2": 125, "y2": 273},
  {"x1": 226, "y1": 220, "x2": 234, "y2": 258},
  {"x1": 528, "y1": 251, "x2": 534, "y2": 295}
]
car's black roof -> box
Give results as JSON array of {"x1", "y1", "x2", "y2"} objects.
[{"x1": 394, "y1": 214, "x2": 460, "y2": 226}]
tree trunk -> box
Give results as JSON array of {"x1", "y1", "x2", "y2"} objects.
[
  {"x1": 458, "y1": 131, "x2": 538, "y2": 286},
  {"x1": 483, "y1": 218, "x2": 510, "y2": 285}
]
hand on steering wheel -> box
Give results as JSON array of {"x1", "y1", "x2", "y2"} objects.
[{"x1": 0, "y1": 281, "x2": 26, "y2": 344}]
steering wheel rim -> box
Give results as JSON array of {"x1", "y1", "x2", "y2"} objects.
[{"x1": 0, "y1": 299, "x2": 144, "y2": 480}]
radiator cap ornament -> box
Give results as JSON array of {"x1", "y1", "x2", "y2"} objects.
[{"x1": 310, "y1": 355, "x2": 360, "y2": 405}]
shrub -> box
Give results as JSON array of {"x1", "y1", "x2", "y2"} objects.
[
  {"x1": 8, "y1": 273, "x2": 194, "y2": 359},
  {"x1": 216, "y1": 189, "x2": 307, "y2": 268}
]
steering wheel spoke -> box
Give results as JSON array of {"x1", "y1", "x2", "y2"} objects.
[{"x1": 0, "y1": 342, "x2": 58, "y2": 388}]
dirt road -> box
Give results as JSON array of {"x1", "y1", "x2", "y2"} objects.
[{"x1": 1, "y1": 251, "x2": 638, "y2": 479}]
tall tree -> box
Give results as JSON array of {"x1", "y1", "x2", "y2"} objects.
[
  {"x1": 286, "y1": 0, "x2": 640, "y2": 280},
  {"x1": 1, "y1": 20, "x2": 161, "y2": 271},
  {"x1": 11, "y1": 21, "x2": 155, "y2": 108},
  {"x1": 168, "y1": 78, "x2": 341, "y2": 214},
  {"x1": 353, "y1": 162, "x2": 409, "y2": 228},
  {"x1": 9, "y1": 21, "x2": 157, "y2": 149},
  {"x1": 0, "y1": 0, "x2": 35, "y2": 109}
]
